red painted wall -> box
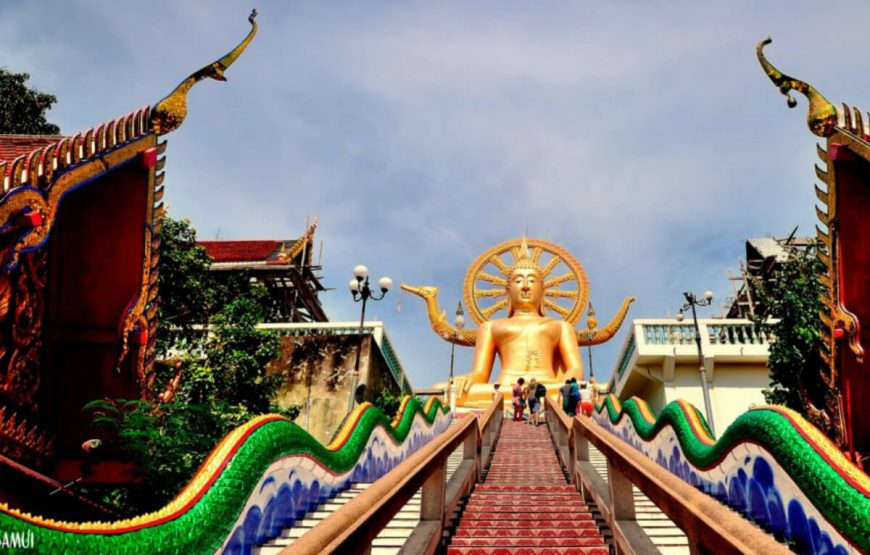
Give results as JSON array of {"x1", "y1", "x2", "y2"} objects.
[
  {"x1": 41, "y1": 162, "x2": 148, "y2": 458},
  {"x1": 833, "y1": 156, "x2": 870, "y2": 454}
]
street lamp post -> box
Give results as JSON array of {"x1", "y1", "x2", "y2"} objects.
[
  {"x1": 347, "y1": 265, "x2": 392, "y2": 413},
  {"x1": 677, "y1": 290, "x2": 716, "y2": 436},
  {"x1": 448, "y1": 301, "x2": 465, "y2": 410},
  {"x1": 585, "y1": 303, "x2": 597, "y2": 381}
]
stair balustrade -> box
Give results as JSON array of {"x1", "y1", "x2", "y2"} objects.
[
  {"x1": 544, "y1": 396, "x2": 790, "y2": 555},
  {"x1": 288, "y1": 394, "x2": 503, "y2": 555}
]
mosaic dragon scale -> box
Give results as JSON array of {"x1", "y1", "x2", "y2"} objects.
[
  {"x1": 594, "y1": 395, "x2": 869, "y2": 554},
  {"x1": 0, "y1": 396, "x2": 450, "y2": 554}
]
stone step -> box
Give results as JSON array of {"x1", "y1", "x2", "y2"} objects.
[
  {"x1": 448, "y1": 421, "x2": 606, "y2": 552},
  {"x1": 450, "y1": 537, "x2": 607, "y2": 547},
  {"x1": 454, "y1": 527, "x2": 605, "y2": 538},
  {"x1": 588, "y1": 444, "x2": 690, "y2": 552},
  {"x1": 448, "y1": 547, "x2": 608, "y2": 555}
]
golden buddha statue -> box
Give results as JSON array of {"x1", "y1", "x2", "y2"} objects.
[{"x1": 402, "y1": 237, "x2": 635, "y2": 409}]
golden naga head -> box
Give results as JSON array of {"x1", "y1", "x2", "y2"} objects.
[
  {"x1": 756, "y1": 37, "x2": 836, "y2": 137},
  {"x1": 151, "y1": 10, "x2": 259, "y2": 136}
]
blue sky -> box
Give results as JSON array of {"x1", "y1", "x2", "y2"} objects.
[{"x1": 3, "y1": 1, "x2": 869, "y2": 389}]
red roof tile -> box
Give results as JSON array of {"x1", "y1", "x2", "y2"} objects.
[
  {"x1": 198, "y1": 240, "x2": 281, "y2": 263},
  {"x1": 0, "y1": 135, "x2": 65, "y2": 164}
]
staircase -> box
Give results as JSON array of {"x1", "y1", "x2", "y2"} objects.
[
  {"x1": 256, "y1": 415, "x2": 466, "y2": 555},
  {"x1": 588, "y1": 444, "x2": 689, "y2": 555},
  {"x1": 446, "y1": 420, "x2": 608, "y2": 554}
]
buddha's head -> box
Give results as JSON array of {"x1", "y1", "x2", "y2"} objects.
[{"x1": 506, "y1": 238, "x2": 545, "y2": 317}]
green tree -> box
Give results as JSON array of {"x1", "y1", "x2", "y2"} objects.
[
  {"x1": 154, "y1": 218, "x2": 214, "y2": 357},
  {"x1": 0, "y1": 68, "x2": 61, "y2": 134},
  {"x1": 155, "y1": 217, "x2": 268, "y2": 358},
  {"x1": 371, "y1": 390, "x2": 402, "y2": 419},
  {"x1": 84, "y1": 215, "x2": 297, "y2": 514},
  {"x1": 754, "y1": 245, "x2": 828, "y2": 415},
  {"x1": 209, "y1": 287, "x2": 283, "y2": 413},
  {"x1": 85, "y1": 291, "x2": 290, "y2": 514}
]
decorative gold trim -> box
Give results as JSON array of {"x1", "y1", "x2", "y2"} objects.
[
  {"x1": 151, "y1": 10, "x2": 258, "y2": 136},
  {"x1": 756, "y1": 38, "x2": 837, "y2": 137},
  {"x1": 115, "y1": 142, "x2": 159, "y2": 376},
  {"x1": 0, "y1": 405, "x2": 55, "y2": 460},
  {"x1": 283, "y1": 218, "x2": 318, "y2": 264},
  {"x1": 1, "y1": 107, "x2": 152, "y2": 196}
]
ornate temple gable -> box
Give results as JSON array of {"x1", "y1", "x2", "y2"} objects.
[
  {"x1": 0, "y1": 11, "x2": 258, "y2": 486},
  {"x1": 758, "y1": 39, "x2": 870, "y2": 463}
]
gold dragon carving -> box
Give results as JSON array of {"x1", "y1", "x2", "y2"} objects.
[{"x1": 756, "y1": 38, "x2": 837, "y2": 137}]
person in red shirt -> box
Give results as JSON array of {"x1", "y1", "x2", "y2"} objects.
[{"x1": 512, "y1": 378, "x2": 525, "y2": 421}]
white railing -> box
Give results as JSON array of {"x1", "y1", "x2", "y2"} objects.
[{"x1": 609, "y1": 318, "x2": 773, "y2": 394}]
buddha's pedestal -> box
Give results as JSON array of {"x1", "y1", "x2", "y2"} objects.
[{"x1": 435, "y1": 375, "x2": 565, "y2": 411}]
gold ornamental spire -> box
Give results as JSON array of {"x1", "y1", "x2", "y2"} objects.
[
  {"x1": 508, "y1": 236, "x2": 538, "y2": 275},
  {"x1": 152, "y1": 10, "x2": 259, "y2": 135},
  {"x1": 756, "y1": 37, "x2": 836, "y2": 137}
]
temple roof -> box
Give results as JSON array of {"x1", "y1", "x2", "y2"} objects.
[
  {"x1": 199, "y1": 240, "x2": 291, "y2": 263},
  {"x1": 199, "y1": 219, "x2": 319, "y2": 268},
  {"x1": 0, "y1": 135, "x2": 66, "y2": 163},
  {"x1": 0, "y1": 135, "x2": 66, "y2": 175}
]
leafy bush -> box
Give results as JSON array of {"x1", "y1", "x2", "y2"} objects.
[
  {"x1": 371, "y1": 391, "x2": 402, "y2": 419},
  {"x1": 83, "y1": 217, "x2": 298, "y2": 515},
  {"x1": 753, "y1": 245, "x2": 828, "y2": 418}
]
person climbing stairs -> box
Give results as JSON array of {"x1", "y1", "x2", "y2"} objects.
[{"x1": 446, "y1": 419, "x2": 609, "y2": 554}]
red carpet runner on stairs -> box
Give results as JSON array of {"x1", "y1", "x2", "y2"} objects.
[{"x1": 447, "y1": 419, "x2": 608, "y2": 555}]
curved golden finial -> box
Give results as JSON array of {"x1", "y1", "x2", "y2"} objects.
[
  {"x1": 576, "y1": 296, "x2": 635, "y2": 346},
  {"x1": 756, "y1": 37, "x2": 836, "y2": 137},
  {"x1": 152, "y1": 9, "x2": 259, "y2": 135},
  {"x1": 400, "y1": 284, "x2": 477, "y2": 346}
]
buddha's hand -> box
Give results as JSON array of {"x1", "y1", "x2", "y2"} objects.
[{"x1": 452, "y1": 373, "x2": 478, "y2": 402}]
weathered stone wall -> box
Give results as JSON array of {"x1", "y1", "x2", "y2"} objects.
[{"x1": 266, "y1": 333, "x2": 402, "y2": 443}]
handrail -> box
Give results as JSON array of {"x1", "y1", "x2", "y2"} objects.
[
  {"x1": 289, "y1": 393, "x2": 504, "y2": 555},
  {"x1": 544, "y1": 396, "x2": 789, "y2": 554},
  {"x1": 477, "y1": 392, "x2": 504, "y2": 469},
  {"x1": 544, "y1": 394, "x2": 574, "y2": 479}
]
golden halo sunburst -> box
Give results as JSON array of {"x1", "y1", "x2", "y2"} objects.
[{"x1": 462, "y1": 238, "x2": 589, "y2": 326}]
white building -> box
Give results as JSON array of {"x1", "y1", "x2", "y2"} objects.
[{"x1": 606, "y1": 319, "x2": 772, "y2": 434}]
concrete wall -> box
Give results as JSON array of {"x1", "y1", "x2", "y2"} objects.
[
  {"x1": 611, "y1": 319, "x2": 773, "y2": 435},
  {"x1": 706, "y1": 365, "x2": 769, "y2": 432},
  {"x1": 658, "y1": 364, "x2": 767, "y2": 432},
  {"x1": 266, "y1": 333, "x2": 403, "y2": 444},
  {"x1": 267, "y1": 334, "x2": 358, "y2": 444}
]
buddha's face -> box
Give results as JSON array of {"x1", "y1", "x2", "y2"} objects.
[{"x1": 507, "y1": 267, "x2": 544, "y2": 316}]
